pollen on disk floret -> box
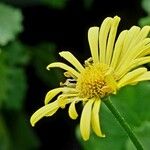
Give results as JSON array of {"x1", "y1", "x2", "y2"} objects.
[{"x1": 76, "y1": 63, "x2": 117, "y2": 98}]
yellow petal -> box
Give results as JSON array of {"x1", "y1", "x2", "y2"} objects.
[
  {"x1": 116, "y1": 38, "x2": 150, "y2": 77},
  {"x1": 118, "y1": 68, "x2": 147, "y2": 88},
  {"x1": 116, "y1": 26, "x2": 150, "y2": 71},
  {"x1": 47, "y1": 62, "x2": 80, "y2": 78},
  {"x1": 68, "y1": 100, "x2": 78, "y2": 120},
  {"x1": 111, "y1": 30, "x2": 128, "y2": 69},
  {"x1": 120, "y1": 26, "x2": 149, "y2": 57},
  {"x1": 44, "y1": 88, "x2": 64, "y2": 104},
  {"x1": 130, "y1": 56, "x2": 150, "y2": 69},
  {"x1": 128, "y1": 71, "x2": 150, "y2": 84},
  {"x1": 59, "y1": 51, "x2": 84, "y2": 72},
  {"x1": 30, "y1": 101, "x2": 59, "y2": 127},
  {"x1": 114, "y1": 26, "x2": 140, "y2": 71},
  {"x1": 88, "y1": 27, "x2": 99, "y2": 64},
  {"x1": 137, "y1": 43, "x2": 150, "y2": 57},
  {"x1": 106, "y1": 16, "x2": 120, "y2": 65},
  {"x1": 99, "y1": 17, "x2": 112, "y2": 63},
  {"x1": 119, "y1": 56, "x2": 150, "y2": 77},
  {"x1": 57, "y1": 93, "x2": 78, "y2": 108},
  {"x1": 130, "y1": 26, "x2": 150, "y2": 48},
  {"x1": 80, "y1": 99, "x2": 94, "y2": 141},
  {"x1": 91, "y1": 99, "x2": 105, "y2": 137},
  {"x1": 122, "y1": 26, "x2": 140, "y2": 55}
]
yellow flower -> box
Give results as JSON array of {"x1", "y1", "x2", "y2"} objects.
[{"x1": 30, "y1": 16, "x2": 150, "y2": 141}]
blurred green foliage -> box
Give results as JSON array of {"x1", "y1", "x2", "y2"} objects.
[
  {"x1": 0, "y1": 41, "x2": 29, "y2": 110},
  {"x1": 141, "y1": 0, "x2": 150, "y2": 14},
  {"x1": 0, "y1": 3, "x2": 23, "y2": 46},
  {"x1": 0, "y1": 0, "x2": 94, "y2": 9},
  {"x1": 139, "y1": 16, "x2": 150, "y2": 27},
  {"x1": 0, "y1": 3, "x2": 39, "y2": 150},
  {"x1": 139, "y1": 0, "x2": 150, "y2": 26},
  {"x1": 77, "y1": 81, "x2": 150, "y2": 150}
]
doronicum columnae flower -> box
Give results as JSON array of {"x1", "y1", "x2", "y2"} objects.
[{"x1": 30, "y1": 16, "x2": 150, "y2": 141}]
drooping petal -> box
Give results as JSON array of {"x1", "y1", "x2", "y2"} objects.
[
  {"x1": 88, "y1": 27, "x2": 99, "y2": 64},
  {"x1": 44, "y1": 87, "x2": 77, "y2": 105},
  {"x1": 91, "y1": 99, "x2": 105, "y2": 137},
  {"x1": 57, "y1": 93, "x2": 78, "y2": 108},
  {"x1": 68, "y1": 100, "x2": 78, "y2": 120},
  {"x1": 118, "y1": 68, "x2": 147, "y2": 88},
  {"x1": 47, "y1": 62, "x2": 80, "y2": 78},
  {"x1": 105, "y1": 16, "x2": 120, "y2": 65},
  {"x1": 30, "y1": 101, "x2": 59, "y2": 127},
  {"x1": 44, "y1": 88, "x2": 64, "y2": 104},
  {"x1": 99, "y1": 17, "x2": 112, "y2": 63},
  {"x1": 80, "y1": 99, "x2": 94, "y2": 141},
  {"x1": 110, "y1": 30, "x2": 128, "y2": 69},
  {"x1": 59, "y1": 51, "x2": 84, "y2": 72}
]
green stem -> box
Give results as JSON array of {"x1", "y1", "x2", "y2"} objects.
[{"x1": 103, "y1": 97, "x2": 144, "y2": 150}]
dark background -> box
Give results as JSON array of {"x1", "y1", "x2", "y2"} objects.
[{"x1": 19, "y1": 0, "x2": 144, "y2": 149}]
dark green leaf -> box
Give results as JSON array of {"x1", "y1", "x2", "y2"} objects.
[
  {"x1": 0, "y1": 115, "x2": 11, "y2": 150},
  {"x1": 0, "y1": 41, "x2": 30, "y2": 110}
]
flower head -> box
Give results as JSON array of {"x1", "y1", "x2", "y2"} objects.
[{"x1": 30, "y1": 16, "x2": 150, "y2": 141}]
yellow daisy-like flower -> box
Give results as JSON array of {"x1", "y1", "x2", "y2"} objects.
[{"x1": 30, "y1": 16, "x2": 150, "y2": 141}]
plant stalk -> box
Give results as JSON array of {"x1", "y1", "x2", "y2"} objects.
[{"x1": 103, "y1": 97, "x2": 144, "y2": 150}]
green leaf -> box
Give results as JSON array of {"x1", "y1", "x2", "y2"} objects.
[
  {"x1": 32, "y1": 42, "x2": 64, "y2": 87},
  {"x1": 0, "y1": 41, "x2": 30, "y2": 110},
  {"x1": 3, "y1": 41, "x2": 30, "y2": 66},
  {"x1": 141, "y1": 0, "x2": 150, "y2": 14},
  {"x1": 76, "y1": 81, "x2": 150, "y2": 150},
  {"x1": 111, "y1": 82, "x2": 150, "y2": 127},
  {"x1": 126, "y1": 122, "x2": 150, "y2": 150},
  {"x1": 0, "y1": 3, "x2": 23, "y2": 46}
]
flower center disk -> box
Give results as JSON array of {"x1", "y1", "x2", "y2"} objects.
[{"x1": 76, "y1": 63, "x2": 116, "y2": 99}]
